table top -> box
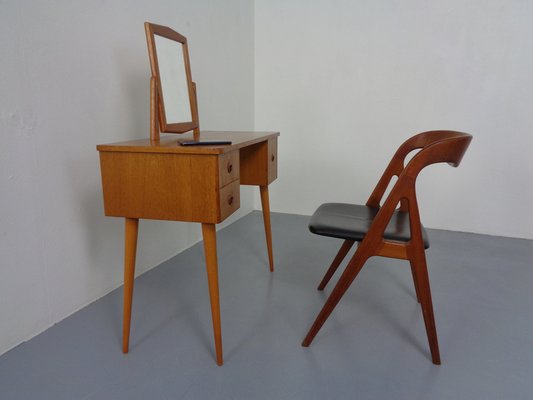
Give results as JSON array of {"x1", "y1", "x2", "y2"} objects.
[{"x1": 97, "y1": 131, "x2": 279, "y2": 155}]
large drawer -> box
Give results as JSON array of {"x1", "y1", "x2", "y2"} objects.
[{"x1": 99, "y1": 151, "x2": 240, "y2": 223}]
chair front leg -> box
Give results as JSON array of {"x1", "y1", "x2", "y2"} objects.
[
  {"x1": 411, "y1": 248, "x2": 441, "y2": 365},
  {"x1": 302, "y1": 249, "x2": 369, "y2": 347},
  {"x1": 409, "y1": 260, "x2": 421, "y2": 303},
  {"x1": 317, "y1": 240, "x2": 355, "y2": 290}
]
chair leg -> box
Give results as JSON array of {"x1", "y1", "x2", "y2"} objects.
[
  {"x1": 411, "y1": 249, "x2": 441, "y2": 365},
  {"x1": 409, "y1": 261, "x2": 421, "y2": 303},
  {"x1": 302, "y1": 249, "x2": 369, "y2": 347},
  {"x1": 317, "y1": 240, "x2": 355, "y2": 290}
]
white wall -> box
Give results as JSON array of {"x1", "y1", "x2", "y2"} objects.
[
  {"x1": 0, "y1": 0, "x2": 254, "y2": 356},
  {"x1": 2, "y1": 0, "x2": 533, "y2": 359},
  {"x1": 255, "y1": 0, "x2": 533, "y2": 240}
]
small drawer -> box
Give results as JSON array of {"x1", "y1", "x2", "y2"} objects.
[
  {"x1": 218, "y1": 151, "x2": 240, "y2": 187},
  {"x1": 268, "y1": 137, "x2": 278, "y2": 183},
  {"x1": 219, "y1": 180, "x2": 240, "y2": 221}
]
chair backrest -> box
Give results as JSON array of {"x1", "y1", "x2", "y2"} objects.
[
  {"x1": 367, "y1": 131, "x2": 472, "y2": 208},
  {"x1": 364, "y1": 131, "x2": 472, "y2": 245}
]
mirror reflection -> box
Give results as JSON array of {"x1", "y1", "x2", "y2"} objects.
[{"x1": 154, "y1": 35, "x2": 192, "y2": 123}]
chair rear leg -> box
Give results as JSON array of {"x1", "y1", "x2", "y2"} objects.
[
  {"x1": 411, "y1": 250, "x2": 441, "y2": 365},
  {"x1": 317, "y1": 240, "x2": 355, "y2": 290},
  {"x1": 303, "y1": 249, "x2": 368, "y2": 347}
]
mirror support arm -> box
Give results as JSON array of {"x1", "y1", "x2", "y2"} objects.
[
  {"x1": 192, "y1": 82, "x2": 200, "y2": 141},
  {"x1": 150, "y1": 76, "x2": 160, "y2": 142}
]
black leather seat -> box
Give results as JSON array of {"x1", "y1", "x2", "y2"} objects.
[{"x1": 309, "y1": 203, "x2": 430, "y2": 249}]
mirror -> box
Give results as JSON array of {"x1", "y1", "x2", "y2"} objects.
[
  {"x1": 145, "y1": 22, "x2": 199, "y2": 135},
  {"x1": 154, "y1": 35, "x2": 192, "y2": 123}
]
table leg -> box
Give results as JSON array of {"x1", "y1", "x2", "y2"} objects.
[
  {"x1": 259, "y1": 185, "x2": 274, "y2": 272},
  {"x1": 122, "y1": 217, "x2": 139, "y2": 353},
  {"x1": 202, "y1": 223, "x2": 223, "y2": 366}
]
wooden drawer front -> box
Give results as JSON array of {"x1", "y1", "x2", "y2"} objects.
[
  {"x1": 239, "y1": 137, "x2": 278, "y2": 186},
  {"x1": 219, "y1": 180, "x2": 240, "y2": 221},
  {"x1": 218, "y1": 150, "x2": 239, "y2": 187},
  {"x1": 99, "y1": 151, "x2": 225, "y2": 223}
]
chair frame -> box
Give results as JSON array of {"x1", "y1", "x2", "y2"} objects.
[{"x1": 302, "y1": 130, "x2": 472, "y2": 365}]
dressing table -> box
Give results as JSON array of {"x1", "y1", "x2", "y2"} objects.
[{"x1": 97, "y1": 22, "x2": 279, "y2": 366}]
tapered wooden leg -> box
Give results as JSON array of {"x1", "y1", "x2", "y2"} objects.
[
  {"x1": 317, "y1": 240, "x2": 355, "y2": 290},
  {"x1": 122, "y1": 217, "x2": 139, "y2": 353},
  {"x1": 259, "y1": 185, "x2": 274, "y2": 272},
  {"x1": 409, "y1": 261, "x2": 421, "y2": 303},
  {"x1": 302, "y1": 250, "x2": 369, "y2": 347},
  {"x1": 411, "y1": 250, "x2": 441, "y2": 365},
  {"x1": 202, "y1": 223, "x2": 223, "y2": 366}
]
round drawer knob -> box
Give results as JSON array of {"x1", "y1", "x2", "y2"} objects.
[
  {"x1": 227, "y1": 195, "x2": 234, "y2": 205},
  {"x1": 227, "y1": 163, "x2": 233, "y2": 173},
  {"x1": 271, "y1": 154, "x2": 275, "y2": 162}
]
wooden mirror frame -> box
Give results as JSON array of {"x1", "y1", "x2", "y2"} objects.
[{"x1": 144, "y1": 22, "x2": 199, "y2": 140}]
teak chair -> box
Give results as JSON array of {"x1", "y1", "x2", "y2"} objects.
[{"x1": 301, "y1": 130, "x2": 472, "y2": 364}]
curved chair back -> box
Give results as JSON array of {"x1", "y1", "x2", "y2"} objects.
[
  {"x1": 364, "y1": 131, "x2": 472, "y2": 253},
  {"x1": 403, "y1": 131, "x2": 473, "y2": 176},
  {"x1": 367, "y1": 131, "x2": 472, "y2": 209}
]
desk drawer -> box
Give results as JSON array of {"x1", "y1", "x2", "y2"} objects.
[
  {"x1": 267, "y1": 137, "x2": 278, "y2": 183},
  {"x1": 219, "y1": 180, "x2": 240, "y2": 220},
  {"x1": 218, "y1": 150, "x2": 239, "y2": 187},
  {"x1": 100, "y1": 151, "x2": 240, "y2": 224},
  {"x1": 240, "y1": 137, "x2": 278, "y2": 186}
]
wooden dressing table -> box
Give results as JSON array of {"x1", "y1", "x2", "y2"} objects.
[{"x1": 97, "y1": 23, "x2": 279, "y2": 366}]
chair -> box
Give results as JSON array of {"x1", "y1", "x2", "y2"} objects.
[{"x1": 301, "y1": 130, "x2": 472, "y2": 364}]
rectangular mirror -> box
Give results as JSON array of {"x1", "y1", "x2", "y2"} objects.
[{"x1": 145, "y1": 22, "x2": 199, "y2": 134}]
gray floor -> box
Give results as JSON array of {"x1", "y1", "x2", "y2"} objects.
[{"x1": 1, "y1": 211, "x2": 533, "y2": 399}]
